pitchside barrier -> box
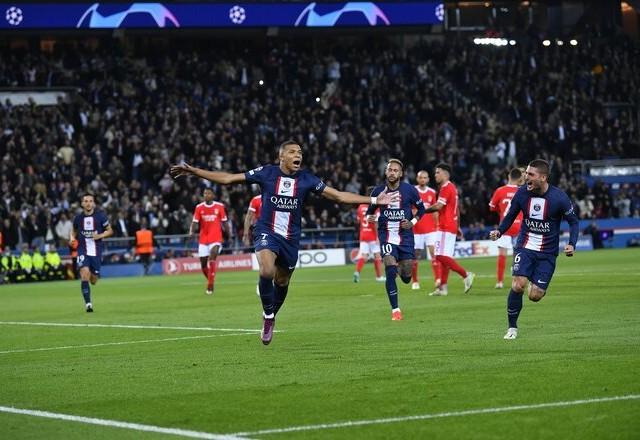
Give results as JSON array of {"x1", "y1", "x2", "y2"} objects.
[{"x1": 18, "y1": 218, "x2": 635, "y2": 279}]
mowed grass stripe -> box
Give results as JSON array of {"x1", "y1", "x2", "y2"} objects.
[
  {"x1": 233, "y1": 394, "x2": 640, "y2": 436},
  {"x1": 0, "y1": 333, "x2": 253, "y2": 355},
  {"x1": 0, "y1": 321, "x2": 260, "y2": 333}
]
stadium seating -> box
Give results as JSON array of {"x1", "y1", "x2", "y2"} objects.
[{"x1": 0, "y1": 37, "x2": 638, "y2": 256}]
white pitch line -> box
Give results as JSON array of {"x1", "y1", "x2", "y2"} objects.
[
  {"x1": 0, "y1": 333, "x2": 251, "y2": 355},
  {"x1": 0, "y1": 405, "x2": 252, "y2": 440},
  {"x1": 232, "y1": 394, "x2": 640, "y2": 437},
  {"x1": 0, "y1": 321, "x2": 260, "y2": 333}
]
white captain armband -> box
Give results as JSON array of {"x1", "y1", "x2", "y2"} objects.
[{"x1": 370, "y1": 196, "x2": 377, "y2": 205}]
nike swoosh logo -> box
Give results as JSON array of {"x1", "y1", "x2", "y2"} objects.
[
  {"x1": 288, "y1": 266, "x2": 296, "y2": 270},
  {"x1": 537, "y1": 280, "x2": 547, "y2": 284}
]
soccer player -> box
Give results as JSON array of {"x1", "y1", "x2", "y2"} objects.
[
  {"x1": 170, "y1": 140, "x2": 395, "y2": 345},
  {"x1": 423, "y1": 163, "x2": 475, "y2": 296},
  {"x1": 243, "y1": 193, "x2": 262, "y2": 296},
  {"x1": 353, "y1": 202, "x2": 384, "y2": 283},
  {"x1": 488, "y1": 167, "x2": 525, "y2": 289},
  {"x1": 189, "y1": 187, "x2": 230, "y2": 295},
  {"x1": 69, "y1": 193, "x2": 113, "y2": 312},
  {"x1": 490, "y1": 159, "x2": 578, "y2": 340},
  {"x1": 367, "y1": 159, "x2": 426, "y2": 321},
  {"x1": 411, "y1": 170, "x2": 440, "y2": 290}
]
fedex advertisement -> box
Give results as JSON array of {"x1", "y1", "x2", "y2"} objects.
[{"x1": 1, "y1": 2, "x2": 444, "y2": 29}]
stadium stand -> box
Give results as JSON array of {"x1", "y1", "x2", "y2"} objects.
[{"x1": 1, "y1": 36, "x2": 639, "y2": 264}]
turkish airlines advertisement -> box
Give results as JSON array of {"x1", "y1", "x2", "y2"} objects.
[{"x1": 162, "y1": 254, "x2": 253, "y2": 275}]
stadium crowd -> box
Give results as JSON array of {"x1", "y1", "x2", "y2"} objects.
[{"x1": 1, "y1": 36, "x2": 639, "y2": 260}]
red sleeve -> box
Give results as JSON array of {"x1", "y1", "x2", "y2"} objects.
[
  {"x1": 438, "y1": 185, "x2": 452, "y2": 205},
  {"x1": 220, "y1": 205, "x2": 228, "y2": 222},
  {"x1": 249, "y1": 197, "x2": 259, "y2": 212},
  {"x1": 489, "y1": 188, "x2": 501, "y2": 212},
  {"x1": 192, "y1": 205, "x2": 201, "y2": 223}
]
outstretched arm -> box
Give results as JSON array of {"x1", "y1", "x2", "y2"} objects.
[
  {"x1": 321, "y1": 186, "x2": 396, "y2": 205},
  {"x1": 169, "y1": 163, "x2": 246, "y2": 185}
]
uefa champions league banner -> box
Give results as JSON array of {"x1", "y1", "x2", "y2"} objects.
[{"x1": 1, "y1": 2, "x2": 444, "y2": 29}]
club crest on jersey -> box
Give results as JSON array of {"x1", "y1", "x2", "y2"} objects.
[
  {"x1": 277, "y1": 177, "x2": 296, "y2": 197},
  {"x1": 528, "y1": 197, "x2": 546, "y2": 220},
  {"x1": 83, "y1": 217, "x2": 94, "y2": 230}
]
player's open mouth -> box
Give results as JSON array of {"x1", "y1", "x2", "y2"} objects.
[{"x1": 293, "y1": 160, "x2": 301, "y2": 166}]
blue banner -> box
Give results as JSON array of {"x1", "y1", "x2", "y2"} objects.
[{"x1": 0, "y1": 2, "x2": 444, "y2": 29}]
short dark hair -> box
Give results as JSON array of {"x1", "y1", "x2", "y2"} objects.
[
  {"x1": 81, "y1": 193, "x2": 96, "y2": 202},
  {"x1": 528, "y1": 159, "x2": 550, "y2": 176},
  {"x1": 279, "y1": 139, "x2": 299, "y2": 153},
  {"x1": 203, "y1": 187, "x2": 214, "y2": 193},
  {"x1": 387, "y1": 158, "x2": 404, "y2": 170},
  {"x1": 509, "y1": 167, "x2": 523, "y2": 181},
  {"x1": 435, "y1": 163, "x2": 452, "y2": 174}
]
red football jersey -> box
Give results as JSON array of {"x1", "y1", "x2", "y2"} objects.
[
  {"x1": 489, "y1": 184, "x2": 522, "y2": 236},
  {"x1": 192, "y1": 201, "x2": 227, "y2": 244},
  {"x1": 248, "y1": 195, "x2": 262, "y2": 223},
  {"x1": 436, "y1": 181, "x2": 459, "y2": 234},
  {"x1": 413, "y1": 185, "x2": 437, "y2": 234},
  {"x1": 356, "y1": 204, "x2": 378, "y2": 242}
]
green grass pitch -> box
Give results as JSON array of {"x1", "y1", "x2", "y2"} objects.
[{"x1": 1, "y1": 248, "x2": 639, "y2": 439}]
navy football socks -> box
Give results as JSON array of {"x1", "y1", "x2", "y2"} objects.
[
  {"x1": 259, "y1": 276, "x2": 275, "y2": 317},
  {"x1": 385, "y1": 265, "x2": 399, "y2": 309},
  {"x1": 81, "y1": 280, "x2": 91, "y2": 304},
  {"x1": 273, "y1": 283, "x2": 289, "y2": 316},
  {"x1": 507, "y1": 289, "x2": 523, "y2": 328}
]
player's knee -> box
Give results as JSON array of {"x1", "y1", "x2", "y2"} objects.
[
  {"x1": 399, "y1": 263, "x2": 412, "y2": 283},
  {"x1": 385, "y1": 265, "x2": 398, "y2": 279},
  {"x1": 528, "y1": 286, "x2": 545, "y2": 302},
  {"x1": 511, "y1": 279, "x2": 526, "y2": 293},
  {"x1": 273, "y1": 272, "x2": 291, "y2": 287},
  {"x1": 259, "y1": 267, "x2": 275, "y2": 279}
]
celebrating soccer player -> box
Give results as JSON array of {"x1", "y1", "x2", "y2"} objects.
[
  {"x1": 189, "y1": 187, "x2": 230, "y2": 296},
  {"x1": 170, "y1": 140, "x2": 396, "y2": 345},
  {"x1": 367, "y1": 159, "x2": 426, "y2": 321},
  {"x1": 69, "y1": 194, "x2": 113, "y2": 312},
  {"x1": 488, "y1": 167, "x2": 525, "y2": 288},
  {"x1": 490, "y1": 159, "x2": 579, "y2": 340},
  {"x1": 411, "y1": 170, "x2": 440, "y2": 291},
  {"x1": 423, "y1": 163, "x2": 476, "y2": 296}
]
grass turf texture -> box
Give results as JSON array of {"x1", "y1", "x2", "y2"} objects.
[{"x1": 0, "y1": 248, "x2": 638, "y2": 439}]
